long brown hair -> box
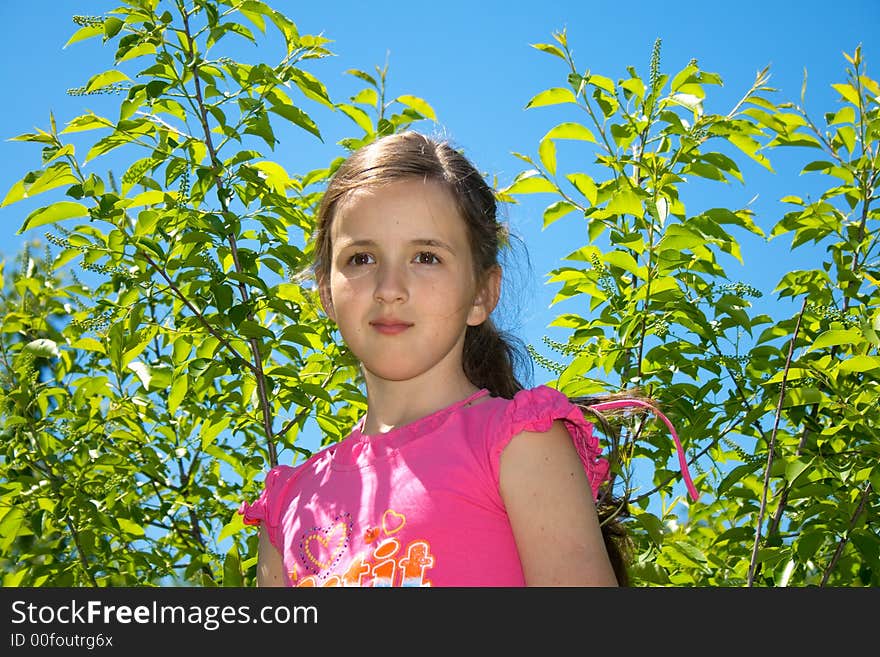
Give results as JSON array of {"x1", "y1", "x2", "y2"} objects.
[{"x1": 313, "y1": 131, "x2": 632, "y2": 584}]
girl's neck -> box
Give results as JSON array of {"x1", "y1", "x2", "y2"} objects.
[{"x1": 360, "y1": 372, "x2": 480, "y2": 436}]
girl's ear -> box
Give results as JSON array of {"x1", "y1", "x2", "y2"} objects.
[
  {"x1": 319, "y1": 282, "x2": 336, "y2": 322},
  {"x1": 467, "y1": 265, "x2": 502, "y2": 327}
]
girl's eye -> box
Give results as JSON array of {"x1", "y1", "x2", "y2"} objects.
[
  {"x1": 349, "y1": 253, "x2": 374, "y2": 266},
  {"x1": 414, "y1": 252, "x2": 440, "y2": 265}
]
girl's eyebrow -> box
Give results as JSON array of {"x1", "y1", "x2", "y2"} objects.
[
  {"x1": 338, "y1": 238, "x2": 456, "y2": 253},
  {"x1": 412, "y1": 238, "x2": 456, "y2": 253}
]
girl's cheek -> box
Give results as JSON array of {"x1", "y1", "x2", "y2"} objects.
[
  {"x1": 334, "y1": 279, "x2": 370, "y2": 306},
  {"x1": 334, "y1": 265, "x2": 372, "y2": 282},
  {"x1": 332, "y1": 267, "x2": 369, "y2": 287}
]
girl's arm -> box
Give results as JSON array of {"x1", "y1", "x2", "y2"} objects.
[
  {"x1": 499, "y1": 419, "x2": 619, "y2": 586},
  {"x1": 256, "y1": 526, "x2": 286, "y2": 587}
]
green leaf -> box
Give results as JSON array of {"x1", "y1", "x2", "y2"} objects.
[
  {"x1": 657, "y1": 224, "x2": 706, "y2": 251},
  {"x1": 299, "y1": 382, "x2": 334, "y2": 403},
  {"x1": 345, "y1": 68, "x2": 377, "y2": 87},
  {"x1": 280, "y1": 325, "x2": 322, "y2": 350},
  {"x1": 208, "y1": 22, "x2": 256, "y2": 48},
  {"x1": 684, "y1": 161, "x2": 725, "y2": 181},
  {"x1": 125, "y1": 190, "x2": 167, "y2": 208},
  {"x1": 243, "y1": 112, "x2": 277, "y2": 149},
  {"x1": 764, "y1": 368, "x2": 811, "y2": 385},
  {"x1": 0, "y1": 179, "x2": 30, "y2": 208},
  {"x1": 850, "y1": 529, "x2": 880, "y2": 565},
  {"x1": 26, "y1": 163, "x2": 79, "y2": 198},
  {"x1": 290, "y1": 68, "x2": 333, "y2": 108},
  {"x1": 525, "y1": 87, "x2": 578, "y2": 109},
  {"x1": 167, "y1": 375, "x2": 188, "y2": 415},
  {"x1": 667, "y1": 92, "x2": 703, "y2": 114},
  {"x1": 669, "y1": 540, "x2": 707, "y2": 565},
  {"x1": 809, "y1": 329, "x2": 864, "y2": 351},
  {"x1": 607, "y1": 189, "x2": 643, "y2": 218},
  {"x1": 604, "y1": 250, "x2": 642, "y2": 276},
  {"x1": 251, "y1": 161, "x2": 293, "y2": 194},
  {"x1": 268, "y1": 104, "x2": 322, "y2": 140},
  {"x1": 502, "y1": 171, "x2": 557, "y2": 195},
  {"x1": 836, "y1": 125, "x2": 856, "y2": 154},
  {"x1": 784, "y1": 459, "x2": 812, "y2": 485},
  {"x1": 395, "y1": 94, "x2": 437, "y2": 120},
  {"x1": 103, "y1": 17, "x2": 124, "y2": 39},
  {"x1": 218, "y1": 511, "x2": 246, "y2": 544},
  {"x1": 128, "y1": 362, "x2": 172, "y2": 391},
  {"x1": 117, "y1": 517, "x2": 145, "y2": 537},
  {"x1": 336, "y1": 103, "x2": 373, "y2": 135},
  {"x1": 530, "y1": 43, "x2": 566, "y2": 59},
  {"x1": 223, "y1": 546, "x2": 243, "y2": 587},
  {"x1": 350, "y1": 87, "x2": 378, "y2": 107},
  {"x1": 538, "y1": 138, "x2": 557, "y2": 176},
  {"x1": 587, "y1": 217, "x2": 606, "y2": 242},
  {"x1": 0, "y1": 508, "x2": 26, "y2": 551},
  {"x1": 239, "y1": 2, "x2": 267, "y2": 32},
  {"x1": 2, "y1": 163, "x2": 78, "y2": 207},
  {"x1": 64, "y1": 25, "x2": 103, "y2": 48},
  {"x1": 62, "y1": 113, "x2": 114, "y2": 134},
  {"x1": 20, "y1": 201, "x2": 89, "y2": 233},
  {"x1": 266, "y1": 8, "x2": 300, "y2": 54},
  {"x1": 70, "y1": 337, "x2": 105, "y2": 354},
  {"x1": 567, "y1": 173, "x2": 597, "y2": 206},
  {"x1": 728, "y1": 134, "x2": 773, "y2": 171},
  {"x1": 629, "y1": 561, "x2": 670, "y2": 585},
  {"x1": 542, "y1": 200, "x2": 577, "y2": 228},
  {"x1": 703, "y1": 207, "x2": 764, "y2": 237},
  {"x1": 116, "y1": 41, "x2": 157, "y2": 64},
  {"x1": 838, "y1": 356, "x2": 880, "y2": 373},
  {"x1": 238, "y1": 320, "x2": 275, "y2": 339},
  {"x1": 10, "y1": 129, "x2": 56, "y2": 144},
  {"x1": 200, "y1": 416, "x2": 231, "y2": 449},
  {"x1": 796, "y1": 531, "x2": 827, "y2": 560},
  {"x1": 670, "y1": 64, "x2": 698, "y2": 93},
  {"x1": 588, "y1": 74, "x2": 615, "y2": 94},
  {"x1": 831, "y1": 82, "x2": 861, "y2": 106},
  {"x1": 783, "y1": 387, "x2": 824, "y2": 407},
  {"x1": 134, "y1": 209, "x2": 160, "y2": 237},
  {"x1": 829, "y1": 106, "x2": 856, "y2": 125},
  {"x1": 620, "y1": 77, "x2": 646, "y2": 101},
  {"x1": 543, "y1": 121, "x2": 596, "y2": 143},
  {"x1": 85, "y1": 69, "x2": 131, "y2": 93},
  {"x1": 24, "y1": 339, "x2": 60, "y2": 358},
  {"x1": 631, "y1": 511, "x2": 665, "y2": 545},
  {"x1": 84, "y1": 132, "x2": 143, "y2": 164},
  {"x1": 801, "y1": 160, "x2": 836, "y2": 173}
]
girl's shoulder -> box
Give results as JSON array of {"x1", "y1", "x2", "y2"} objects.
[
  {"x1": 470, "y1": 385, "x2": 588, "y2": 435},
  {"x1": 499, "y1": 385, "x2": 584, "y2": 427},
  {"x1": 475, "y1": 385, "x2": 609, "y2": 499}
]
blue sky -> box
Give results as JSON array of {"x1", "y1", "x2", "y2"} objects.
[{"x1": 1, "y1": 1, "x2": 877, "y2": 461}]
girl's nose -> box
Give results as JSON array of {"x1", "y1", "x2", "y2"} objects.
[{"x1": 374, "y1": 262, "x2": 408, "y2": 304}]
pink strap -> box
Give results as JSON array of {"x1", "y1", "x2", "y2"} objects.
[{"x1": 586, "y1": 399, "x2": 700, "y2": 502}]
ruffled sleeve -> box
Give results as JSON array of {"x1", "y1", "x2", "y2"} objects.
[
  {"x1": 238, "y1": 465, "x2": 298, "y2": 550},
  {"x1": 496, "y1": 385, "x2": 610, "y2": 499}
]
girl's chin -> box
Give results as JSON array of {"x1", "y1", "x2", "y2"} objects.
[
  {"x1": 361, "y1": 362, "x2": 433, "y2": 384},
  {"x1": 363, "y1": 370, "x2": 422, "y2": 384}
]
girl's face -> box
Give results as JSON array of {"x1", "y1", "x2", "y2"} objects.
[{"x1": 320, "y1": 178, "x2": 498, "y2": 388}]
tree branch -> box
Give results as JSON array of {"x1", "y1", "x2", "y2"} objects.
[
  {"x1": 748, "y1": 297, "x2": 807, "y2": 586},
  {"x1": 181, "y1": 9, "x2": 277, "y2": 465},
  {"x1": 821, "y1": 482, "x2": 873, "y2": 586}
]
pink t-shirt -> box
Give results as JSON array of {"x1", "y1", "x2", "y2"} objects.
[{"x1": 238, "y1": 385, "x2": 609, "y2": 587}]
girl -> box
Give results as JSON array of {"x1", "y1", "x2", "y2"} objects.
[{"x1": 239, "y1": 131, "x2": 692, "y2": 587}]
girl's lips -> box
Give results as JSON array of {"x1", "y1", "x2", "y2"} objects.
[{"x1": 370, "y1": 321, "x2": 412, "y2": 335}]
